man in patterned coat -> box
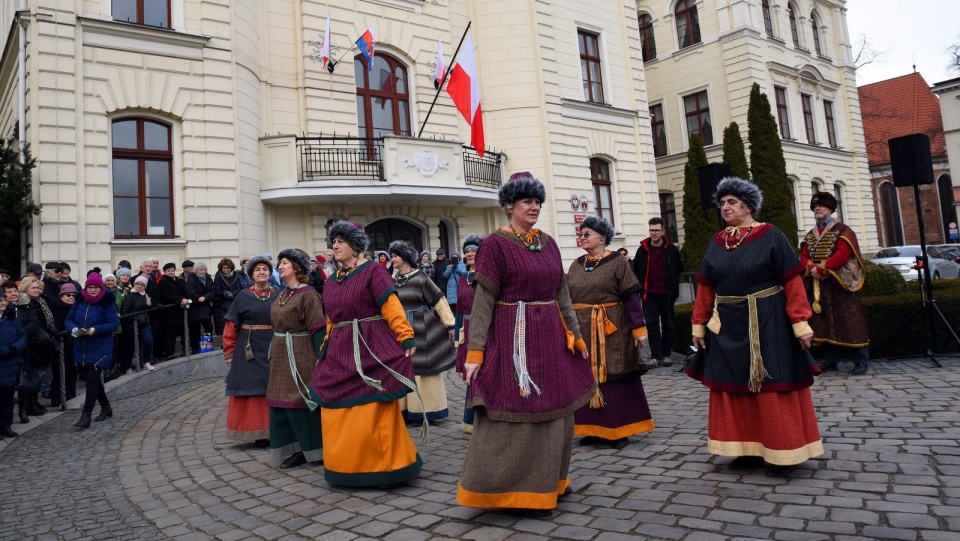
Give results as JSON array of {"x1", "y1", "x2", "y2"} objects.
[{"x1": 800, "y1": 192, "x2": 870, "y2": 374}]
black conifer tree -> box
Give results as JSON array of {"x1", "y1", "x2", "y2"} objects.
[
  {"x1": 722, "y1": 121, "x2": 750, "y2": 180},
  {"x1": 0, "y1": 135, "x2": 40, "y2": 272}
]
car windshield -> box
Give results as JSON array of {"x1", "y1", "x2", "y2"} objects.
[{"x1": 875, "y1": 247, "x2": 921, "y2": 258}]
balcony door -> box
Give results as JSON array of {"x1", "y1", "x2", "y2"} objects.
[
  {"x1": 366, "y1": 218, "x2": 424, "y2": 253},
  {"x1": 355, "y1": 53, "x2": 411, "y2": 147}
]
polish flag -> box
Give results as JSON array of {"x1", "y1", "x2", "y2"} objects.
[
  {"x1": 446, "y1": 31, "x2": 484, "y2": 156},
  {"x1": 435, "y1": 39, "x2": 445, "y2": 85},
  {"x1": 320, "y1": 15, "x2": 331, "y2": 67},
  {"x1": 355, "y1": 24, "x2": 376, "y2": 72}
]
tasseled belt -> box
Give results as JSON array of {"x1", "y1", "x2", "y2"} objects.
[
  {"x1": 572, "y1": 301, "x2": 620, "y2": 408},
  {"x1": 332, "y1": 315, "x2": 428, "y2": 441},
  {"x1": 495, "y1": 300, "x2": 563, "y2": 398},
  {"x1": 273, "y1": 330, "x2": 317, "y2": 410},
  {"x1": 709, "y1": 284, "x2": 783, "y2": 393}
]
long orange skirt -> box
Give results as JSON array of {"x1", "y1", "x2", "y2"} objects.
[
  {"x1": 708, "y1": 388, "x2": 824, "y2": 466},
  {"x1": 226, "y1": 395, "x2": 270, "y2": 442}
]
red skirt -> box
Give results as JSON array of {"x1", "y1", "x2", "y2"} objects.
[
  {"x1": 226, "y1": 395, "x2": 270, "y2": 442},
  {"x1": 707, "y1": 388, "x2": 823, "y2": 466}
]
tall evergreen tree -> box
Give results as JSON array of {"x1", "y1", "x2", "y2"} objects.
[
  {"x1": 0, "y1": 135, "x2": 40, "y2": 272},
  {"x1": 721, "y1": 121, "x2": 750, "y2": 180},
  {"x1": 679, "y1": 134, "x2": 715, "y2": 272},
  {"x1": 747, "y1": 83, "x2": 799, "y2": 249}
]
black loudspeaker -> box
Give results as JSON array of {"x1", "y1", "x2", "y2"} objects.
[
  {"x1": 889, "y1": 133, "x2": 934, "y2": 187},
  {"x1": 697, "y1": 163, "x2": 731, "y2": 210}
]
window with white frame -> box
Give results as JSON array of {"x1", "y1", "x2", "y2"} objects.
[
  {"x1": 590, "y1": 158, "x2": 615, "y2": 227},
  {"x1": 112, "y1": 0, "x2": 171, "y2": 28},
  {"x1": 824, "y1": 100, "x2": 838, "y2": 148},
  {"x1": 788, "y1": 4, "x2": 800, "y2": 47},
  {"x1": 775, "y1": 86, "x2": 791, "y2": 139},
  {"x1": 639, "y1": 14, "x2": 657, "y2": 62},
  {"x1": 578, "y1": 30, "x2": 605, "y2": 104},
  {"x1": 833, "y1": 183, "x2": 844, "y2": 222},
  {"x1": 762, "y1": 0, "x2": 774, "y2": 36},
  {"x1": 810, "y1": 12, "x2": 822, "y2": 56},
  {"x1": 650, "y1": 103, "x2": 668, "y2": 157},
  {"x1": 683, "y1": 90, "x2": 713, "y2": 145},
  {"x1": 801, "y1": 93, "x2": 816, "y2": 143},
  {"x1": 112, "y1": 118, "x2": 175, "y2": 238},
  {"x1": 675, "y1": 0, "x2": 702, "y2": 49}
]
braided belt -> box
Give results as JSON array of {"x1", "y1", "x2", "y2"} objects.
[
  {"x1": 495, "y1": 300, "x2": 556, "y2": 398},
  {"x1": 572, "y1": 301, "x2": 621, "y2": 408},
  {"x1": 241, "y1": 324, "x2": 272, "y2": 330},
  {"x1": 712, "y1": 284, "x2": 783, "y2": 393},
  {"x1": 273, "y1": 330, "x2": 317, "y2": 410}
]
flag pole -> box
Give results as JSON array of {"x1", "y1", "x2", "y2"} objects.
[{"x1": 417, "y1": 21, "x2": 471, "y2": 138}]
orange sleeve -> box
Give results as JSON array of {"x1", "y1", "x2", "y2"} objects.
[
  {"x1": 222, "y1": 321, "x2": 238, "y2": 359},
  {"x1": 784, "y1": 274, "x2": 812, "y2": 324},
  {"x1": 380, "y1": 294, "x2": 416, "y2": 348},
  {"x1": 691, "y1": 282, "x2": 716, "y2": 339}
]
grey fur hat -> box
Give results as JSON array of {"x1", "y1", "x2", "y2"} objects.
[
  {"x1": 277, "y1": 248, "x2": 312, "y2": 277},
  {"x1": 244, "y1": 255, "x2": 273, "y2": 278},
  {"x1": 328, "y1": 220, "x2": 370, "y2": 254},
  {"x1": 579, "y1": 215, "x2": 615, "y2": 244},
  {"x1": 388, "y1": 240, "x2": 419, "y2": 267},
  {"x1": 462, "y1": 234, "x2": 485, "y2": 252},
  {"x1": 498, "y1": 171, "x2": 547, "y2": 207},
  {"x1": 715, "y1": 176, "x2": 763, "y2": 213}
]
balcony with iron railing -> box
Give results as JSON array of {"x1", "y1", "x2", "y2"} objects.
[{"x1": 260, "y1": 134, "x2": 504, "y2": 206}]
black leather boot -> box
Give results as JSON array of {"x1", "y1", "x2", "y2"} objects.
[
  {"x1": 94, "y1": 407, "x2": 113, "y2": 422},
  {"x1": 18, "y1": 409, "x2": 29, "y2": 424},
  {"x1": 75, "y1": 412, "x2": 91, "y2": 429}
]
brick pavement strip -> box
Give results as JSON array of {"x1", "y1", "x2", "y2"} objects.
[{"x1": 3, "y1": 360, "x2": 960, "y2": 540}]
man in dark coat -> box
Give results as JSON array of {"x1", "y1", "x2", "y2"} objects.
[
  {"x1": 632, "y1": 217, "x2": 684, "y2": 368},
  {"x1": 134, "y1": 259, "x2": 164, "y2": 358},
  {"x1": 0, "y1": 296, "x2": 27, "y2": 438},
  {"x1": 42, "y1": 262, "x2": 65, "y2": 310},
  {"x1": 432, "y1": 248, "x2": 449, "y2": 292},
  {"x1": 158, "y1": 263, "x2": 190, "y2": 358}
]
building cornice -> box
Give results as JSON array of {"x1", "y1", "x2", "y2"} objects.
[
  {"x1": 559, "y1": 98, "x2": 638, "y2": 127},
  {"x1": 77, "y1": 16, "x2": 209, "y2": 60}
]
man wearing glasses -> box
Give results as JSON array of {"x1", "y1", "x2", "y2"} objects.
[
  {"x1": 632, "y1": 217, "x2": 684, "y2": 368},
  {"x1": 42, "y1": 262, "x2": 65, "y2": 309}
]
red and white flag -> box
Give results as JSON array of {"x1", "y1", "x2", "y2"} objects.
[
  {"x1": 435, "y1": 39, "x2": 445, "y2": 85},
  {"x1": 320, "y1": 15, "x2": 331, "y2": 67},
  {"x1": 446, "y1": 31, "x2": 484, "y2": 156}
]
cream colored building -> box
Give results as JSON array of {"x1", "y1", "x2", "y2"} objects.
[
  {"x1": 0, "y1": 0, "x2": 665, "y2": 273},
  {"x1": 637, "y1": 0, "x2": 878, "y2": 250},
  {"x1": 933, "y1": 76, "x2": 960, "y2": 214}
]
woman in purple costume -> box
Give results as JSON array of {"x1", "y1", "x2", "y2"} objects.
[{"x1": 457, "y1": 172, "x2": 595, "y2": 517}]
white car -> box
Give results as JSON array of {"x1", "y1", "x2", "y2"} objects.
[{"x1": 871, "y1": 245, "x2": 960, "y2": 280}]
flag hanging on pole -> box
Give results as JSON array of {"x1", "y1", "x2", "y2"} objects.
[
  {"x1": 435, "y1": 39, "x2": 445, "y2": 85},
  {"x1": 355, "y1": 24, "x2": 376, "y2": 72},
  {"x1": 446, "y1": 31, "x2": 484, "y2": 156},
  {"x1": 321, "y1": 15, "x2": 331, "y2": 67}
]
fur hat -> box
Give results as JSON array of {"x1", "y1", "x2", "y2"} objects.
[
  {"x1": 277, "y1": 248, "x2": 312, "y2": 277},
  {"x1": 810, "y1": 191, "x2": 838, "y2": 213},
  {"x1": 327, "y1": 220, "x2": 370, "y2": 254},
  {"x1": 715, "y1": 176, "x2": 763, "y2": 213},
  {"x1": 579, "y1": 215, "x2": 615, "y2": 244},
  {"x1": 498, "y1": 171, "x2": 547, "y2": 208},
  {"x1": 162, "y1": 262, "x2": 176, "y2": 271},
  {"x1": 462, "y1": 234, "x2": 485, "y2": 252},
  {"x1": 388, "y1": 240, "x2": 419, "y2": 267},
  {"x1": 244, "y1": 255, "x2": 273, "y2": 278}
]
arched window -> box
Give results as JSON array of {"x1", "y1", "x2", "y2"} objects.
[
  {"x1": 788, "y1": 5, "x2": 799, "y2": 47},
  {"x1": 112, "y1": 118, "x2": 174, "y2": 238},
  {"x1": 355, "y1": 53, "x2": 411, "y2": 144},
  {"x1": 762, "y1": 0, "x2": 774, "y2": 36},
  {"x1": 675, "y1": 0, "x2": 701, "y2": 49},
  {"x1": 810, "y1": 13, "x2": 822, "y2": 56},
  {"x1": 659, "y1": 193, "x2": 678, "y2": 242},
  {"x1": 590, "y1": 158, "x2": 615, "y2": 227},
  {"x1": 639, "y1": 14, "x2": 657, "y2": 62},
  {"x1": 833, "y1": 183, "x2": 844, "y2": 222},
  {"x1": 788, "y1": 178, "x2": 799, "y2": 218},
  {"x1": 879, "y1": 182, "x2": 904, "y2": 246},
  {"x1": 113, "y1": 0, "x2": 171, "y2": 28},
  {"x1": 938, "y1": 174, "x2": 957, "y2": 242}
]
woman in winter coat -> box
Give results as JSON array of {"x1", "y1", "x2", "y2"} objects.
[
  {"x1": 17, "y1": 277, "x2": 59, "y2": 422},
  {"x1": 66, "y1": 273, "x2": 120, "y2": 428},
  {"x1": 442, "y1": 254, "x2": 467, "y2": 335},
  {"x1": 186, "y1": 262, "x2": 215, "y2": 354},
  {"x1": 0, "y1": 296, "x2": 27, "y2": 439},
  {"x1": 418, "y1": 251, "x2": 435, "y2": 280},
  {"x1": 213, "y1": 258, "x2": 245, "y2": 336},
  {"x1": 120, "y1": 275, "x2": 155, "y2": 372}
]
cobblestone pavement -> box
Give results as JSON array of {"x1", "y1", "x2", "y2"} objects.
[{"x1": 2, "y1": 359, "x2": 960, "y2": 541}]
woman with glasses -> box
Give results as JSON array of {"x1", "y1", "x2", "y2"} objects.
[
  {"x1": 66, "y1": 273, "x2": 120, "y2": 428},
  {"x1": 121, "y1": 276, "x2": 155, "y2": 372},
  {"x1": 457, "y1": 172, "x2": 594, "y2": 517},
  {"x1": 568, "y1": 216, "x2": 652, "y2": 450}
]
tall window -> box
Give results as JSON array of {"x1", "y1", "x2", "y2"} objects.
[
  {"x1": 801, "y1": 94, "x2": 816, "y2": 143},
  {"x1": 578, "y1": 30, "x2": 604, "y2": 103},
  {"x1": 650, "y1": 104, "x2": 668, "y2": 157},
  {"x1": 762, "y1": 0, "x2": 774, "y2": 35},
  {"x1": 113, "y1": 0, "x2": 171, "y2": 28},
  {"x1": 775, "y1": 87, "x2": 791, "y2": 139},
  {"x1": 788, "y1": 5, "x2": 799, "y2": 47},
  {"x1": 879, "y1": 182, "x2": 904, "y2": 246},
  {"x1": 590, "y1": 158, "x2": 615, "y2": 227},
  {"x1": 789, "y1": 178, "x2": 798, "y2": 217},
  {"x1": 675, "y1": 0, "x2": 701, "y2": 49},
  {"x1": 939, "y1": 174, "x2": 957, "y2": 241},
  {"x1": 810, "y1": 13, "x2": 822, "y2": 55},
  {"x1": 824, "y1": 100, "x2": 838, "y2": 147},
  {"x1": 639, "y1": 14, "x2": 657, "y2": 62},
  {"x1": 112, "y1": 118, "x2": 174, "y2": 238},
  {"x1": 684, "y1": 90, "x2": 713, "y2": 145},
  {"x1": 355, "y1": 53, "x2": 411, "y2": 142},
  {"x1": 659, "y1": 193, "x2": 679, "y2": 242},
  {"x1": 833, "y1": 183, "x2": 844, "y2": 222}
]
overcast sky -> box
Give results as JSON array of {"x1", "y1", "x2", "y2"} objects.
[{"x1": 845, "y1": 0, "x2": 958, "y2": 86}]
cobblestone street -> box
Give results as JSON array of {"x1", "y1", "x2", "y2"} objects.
[{"x1": 2, "y1": 359, "x2": 960, "y2": 541}]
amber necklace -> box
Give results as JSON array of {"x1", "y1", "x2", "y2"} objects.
[
  {"x1": 508, "y1": 224, "x2": 543, "y2": 252},
  {"x1": 583, "y1": 250, "x2": 609, "y2": 272},
  {"x1": 724, "y1": 222, "x2": 759, "y2": 251}
]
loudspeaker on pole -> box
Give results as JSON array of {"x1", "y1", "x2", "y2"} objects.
[
  {"x1": 697, "y1": 163, "x2": 732, "y2": 210},
  {"x1": 889, "y1": 133, "x2": 934, "y2": 187}
]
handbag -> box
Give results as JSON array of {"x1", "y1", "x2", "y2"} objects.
[
  {"x1": 18, "y1": 366, "x2": 42, "y2": 393},
  {"x1": 30, "y1": 328, "x2": 55, "y2": 348}
]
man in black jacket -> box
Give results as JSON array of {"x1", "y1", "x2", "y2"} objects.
[
  {"x1": 431, "y1": 248, "x2": 449, "y2": 292},
  {"x1": 632, "y1": 217, "x2": 684, "y2": 368},
  {"x1": 158, "y1": 263, "x2": 190, "y2": 358}
]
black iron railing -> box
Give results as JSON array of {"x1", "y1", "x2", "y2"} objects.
[
  {"x1": 298, "y1": 136, "x2": 385, "y2": 181},
  {"x1": 463, "y1": 146, "x2": 503, "y2": 189}
]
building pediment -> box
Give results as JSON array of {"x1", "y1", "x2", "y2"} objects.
[{"x1": 767, "y1": 61, "x2": 840, "y2": 92}]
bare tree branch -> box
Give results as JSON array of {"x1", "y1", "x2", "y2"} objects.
[
  {"x1": 948, "y1": 36, "x2": 960, "y2": 74},
  {"x1": 853, "y1": 34, "x2": 888, "y2": 70}
]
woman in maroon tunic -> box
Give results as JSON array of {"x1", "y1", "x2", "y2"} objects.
[{"x1": 458, "y1": 172, "x2": 594, "y2": 517}]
